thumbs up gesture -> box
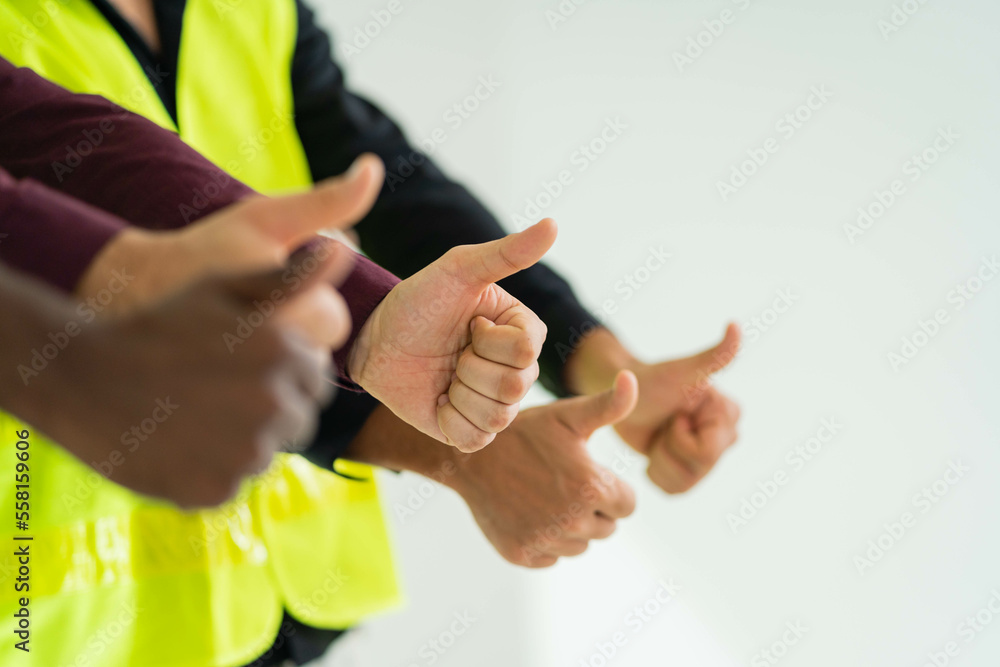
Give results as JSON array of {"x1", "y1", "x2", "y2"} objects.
[
  {"x1": 445, "y1": 371, "x2": 639, "y2": 567},
  {"x1": 78, "y1": 152, "x2": 554, "y2": 452},
  {"x1": 611, "y1": 324, "x2": 743, "y2": 493},
  {"x1": 348, "y1": 219, "x2": 557, "y2": 452}
]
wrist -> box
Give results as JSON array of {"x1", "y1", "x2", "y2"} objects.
[
  {"x1": 564, "y1": 327, "x2": 641, "y2": 396},
  {"x1": 345, "y1": 308, "x2": 375, "y2": 385},
  {"x1": 75, "y1": 227, "x2": 162, "y2": 315},
  {"x1": 344, "y1": 404, "x2": 461, "y2": 478}
]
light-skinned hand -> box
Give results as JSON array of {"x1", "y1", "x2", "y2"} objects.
[
  {"x1": 347, "y1": 219, "x2": 557, "y2": 452},
  {"x1": 446, "y1": 370, "x2": 639, "y2": 567}
]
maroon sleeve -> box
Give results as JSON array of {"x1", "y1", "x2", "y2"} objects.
[
  {"x1": 0, "y1": 57, "x2": 253, "y2": 233},
  {"x1": 0, "y1": 168, "x2": 127, "y2": 292},
  {"x1": 0, "y1": 57, "x2": 400, "y2": 385}
]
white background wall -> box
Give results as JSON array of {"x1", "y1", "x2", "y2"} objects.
[{"x1": 309, "y1": 1, "x2": 1000, "y2": 665}]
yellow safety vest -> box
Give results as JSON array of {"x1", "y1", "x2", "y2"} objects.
[{"x1": 0, "y1": 1, "x2": 400, "y2": 665}]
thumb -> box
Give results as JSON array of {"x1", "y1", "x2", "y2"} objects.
[
  {"x1": 219, "y1": 241, "x2": 354, "y2": 306},
  {"x1": 240, "y1": 153, "x2": 384, "y2": 250},
  {"x1": 450, "y1": 218, "x2": 557, "y2": 287},
  {"x1": 555, "y1": 370, "x2": 639, "y2": 438},
  {"x1": 676, "y1": 322, "x2": 741, "y2": 380}
]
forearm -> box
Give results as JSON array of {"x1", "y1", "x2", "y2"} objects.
[
  {"x1": 343, "y1": 404, "x2": 469, "y2": 483},
  {"x1": 0, "y1": 57, "x2": 253, "y2": 230},
  {"x1": 0, "y1": 168, "x2": 127, "y2": 293}
]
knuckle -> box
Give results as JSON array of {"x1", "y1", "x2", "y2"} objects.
[
  {"x1": 505, "y1": 544, "x2": 534, "y2": 566},
  {"x1": 498, "y1": 371, "x2": 529, "y2": 402},
  {"x1": 441, "y1": 246, "x2": 466, "y2": 273},
  {"x1": 691, "y1": 448, "x2": 719, "y2": 467},
  {"x1": 328, "y1": 312, "x2": 351, "y2": 350},
  {"x1": 316, "y1": 375, "x2": 337, "y2": 406},
  {"x1": 496, "y1": 244, "x2": 521, "y2": 275},
  {"x1": 252, "y1": 327, "x2": 290, "y2": 365},
  {"x1": 195, "y1": 476, "x2": 241, "y2": 508},
  {"x1": 526, "y1": 555, "x2": 558, "y2": 569},
  {"x1": 293, "y1": 410, "x2": 320, "y2": 446},
  {"x1": 454, "y1": 430, "x2": 493, "y2": 453},
  {"x1": 250, "y1": 389, "x2": 284, "y2": 420},
  {"x1": 673, "y1": 479, "x2": 698, "y2": 494},
  {"x1": 480, "y1": 431, "x2": 498, "y2": 449},
  {"x1": 653, "y1": 465, "x2": 697, "y2": 494},
  {"x1": 529, "y1": 362, "x2": 540, "y2": 385},
  {"x1": 511, "y1": 336, "x2": 537, "y2": 368},
  {"x1": 250, "y1": 437, "x2": 278, "y2": 474},
  {"x1": 485, "y1": 404, "x2": 518, "y2": 433},
  {"x1": 586, "y1": 470, "x2": 615, "y2": 496},
  {"x1": 456, "y1": 348, "x2": 475, "y2": 379}
]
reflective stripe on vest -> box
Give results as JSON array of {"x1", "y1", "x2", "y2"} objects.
[{"x1": 0, "y1": 0, "x2": 400, "y2": 664}]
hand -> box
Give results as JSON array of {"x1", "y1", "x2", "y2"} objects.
[
  {"x1": 446, "y1": 371, "x2": 639, "y2": 567},
  {"x1": 348, "y1": 219, "x2": 556, "y2": 452},
  {"x1": 644, "y1": 385, "x2": 741, "y2": 493},
  {"x1": 614, "y1": 324, "x2": 742, "y2": 493},
  {"x1": 39, "y1": 254, "x2": 346, "y2": 507},
  {"x1": 567, "y1": 324, "x2": 742, "y2": 494},
  {"x1": 75, "y1": 154, "x2": 383, "y2": 346}
]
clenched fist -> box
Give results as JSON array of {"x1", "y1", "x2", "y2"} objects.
[
  {"x1": 568, "y1": 324, "x2": 743, "y2": 494},
  {"x1": 348, "y1": 220, "x2": 556, "y2": 452},
  {"x1": 447, "y1": 371, "x2": 639, "y2": 567}
]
